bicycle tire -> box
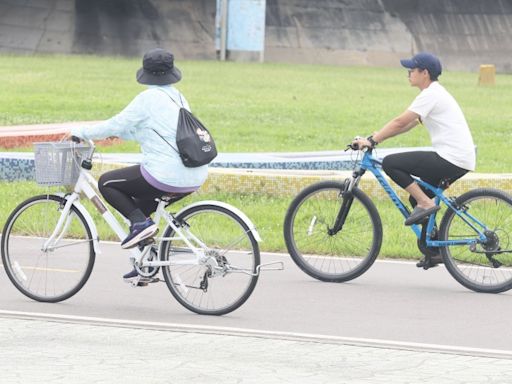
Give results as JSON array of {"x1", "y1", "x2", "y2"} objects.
[
  {"x1": 1, "y1": 194, "x2": 96, "y2": 302},
  {"x1": 160, "y1": 204, "x2": 260, "y2": 315},
  {"x1": 439, "y1": 188, "x2": 512, "y2": 293},
  {"x1": 284, "y1": 180, "x2": 382, "y2": 282}
]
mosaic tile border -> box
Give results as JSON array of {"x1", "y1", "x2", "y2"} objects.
[
  {"x1": 2, "y1": 153, "x2": 511, "y2": 200},
  {"x1": 203, "y1": 169, "x2": 512, "y2": 200}
]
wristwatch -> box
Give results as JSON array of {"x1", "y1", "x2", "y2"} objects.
[{"x1": 367, "y1": 135, "x2": 378, "y2": 148}]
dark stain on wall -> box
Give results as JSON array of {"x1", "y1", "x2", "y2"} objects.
[{"x1": 73, "y1": 0, "x2": 162, "y2": 55}]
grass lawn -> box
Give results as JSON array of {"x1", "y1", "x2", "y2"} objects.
[
  {"x1": 1, "y1": 54, "x2": 511, "y2": 172},
  {"x1": 1, "y1": 54, "x2": 511, "y2": 259},
  {"x1": 0, "y1": 182, "x2": 433, "y2": 260}
]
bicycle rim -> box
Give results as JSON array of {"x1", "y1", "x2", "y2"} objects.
[
  {"x1": 440, "y1": 189, "x2": 512, "y2": 293},
  {"x1": 284, "y1": 182, "x2": 382, "y2": 282},
  {"x1": 1, "y1": 195, "x2": 95, "y2": 302},
  {"x1": 161, "y1": 205, "x2": 260, "y2": 315}
]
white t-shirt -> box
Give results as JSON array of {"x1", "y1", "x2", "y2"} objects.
[{"x1": 408, "y1": 82, "x2": 476, "y2": 171}]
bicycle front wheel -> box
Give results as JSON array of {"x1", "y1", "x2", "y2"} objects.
[
  {"x1": 439, "y1": 188, "x2": 512, "y2": 293},
  {"x1": 1, "y1": 195, "x2": 95, "y2": 302},
  {"x1": 284, "y1": 181, "x2": 382, "y2": 282},
  {"x1": 160, "y1": 204, "x2": 260, "y2": 315}
]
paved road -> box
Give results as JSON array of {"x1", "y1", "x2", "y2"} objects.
[
  {"x1": 1, "y1": 315, "x2": 511, "y2": 384},
  {"x1": 2, "y1": 243, "x2": 512, "y2": 383},
  {"x1": 1, "y1": 243, "x2": 512, "y2": 351}
]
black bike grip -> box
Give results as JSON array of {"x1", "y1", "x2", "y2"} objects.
[{"x1": 71, "y1": 135, "x2": 82, "y2": 143}]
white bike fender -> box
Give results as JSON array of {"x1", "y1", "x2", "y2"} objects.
[
  {"x1": 55, "y1": 193, "x2": 101, "y2": 254},
  {"x1": 175, "y1": 200, "x2": 262, "y2": 242}
]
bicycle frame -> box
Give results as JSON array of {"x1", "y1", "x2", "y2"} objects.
[
  {"x1": 41, "y1": 164, "x2": 168, "y2": 266},
  {"x1": 38, "y1": 140, "x2": 209, "y2": 269},
  {"x1": 349, "y1": 149, "x2": 490, "y2": 248}
]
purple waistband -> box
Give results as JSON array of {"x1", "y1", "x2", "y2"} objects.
[{"x1": 140, "y1": 166, "x2": 199, "y2": 193}]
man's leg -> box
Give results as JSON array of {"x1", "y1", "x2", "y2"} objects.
[{"x1": 382, "y1": 151, "x2": 467, "y2": 225}]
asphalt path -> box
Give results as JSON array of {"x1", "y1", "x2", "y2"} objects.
[{"x1": 1, "y1": 242, "x2": 511, "y2": 352}]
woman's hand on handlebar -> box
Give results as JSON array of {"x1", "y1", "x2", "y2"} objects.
[{"x1": 61, "y1": 131, "x2": 84, "y2": 144}]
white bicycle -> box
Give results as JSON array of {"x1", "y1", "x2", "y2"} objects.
[{"x1": 1, "y1": 139, "x2": 282, "y2": 315}]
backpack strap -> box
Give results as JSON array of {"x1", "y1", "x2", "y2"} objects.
[
  {"x1": 156, "y1": 88, "x2": 184, "y2": 108},
  {"x1": 151, "y1": 127, "x2": 179, "y2": 154},
  {"x1": 151, "y1": 88, "x2": 183, "y2": 154}
]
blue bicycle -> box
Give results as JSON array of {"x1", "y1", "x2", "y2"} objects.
[{"x1": 284, "y1": 144, "x2": 512, "y2": 293}]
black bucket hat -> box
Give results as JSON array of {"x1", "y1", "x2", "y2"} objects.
[{"x1": 136, "y1": 48, "x2": 182, "y2": 85}]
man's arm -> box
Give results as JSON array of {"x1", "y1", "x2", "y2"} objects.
[
  {"x1": 352, "y1": 109, "x2": 420, "y2": 149},
  {"x1": 372, "y1": 110, "x2": 420, "y2": 144}
]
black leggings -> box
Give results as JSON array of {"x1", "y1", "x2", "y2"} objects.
[
  {"x1": 382, "y1": 151, "x2": 468, "y2": 206},
  {"x1": 98, "y1": 165, "x2": 188, "y2": 224}
]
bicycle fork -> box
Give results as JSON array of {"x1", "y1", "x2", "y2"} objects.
[
  {"x1": 329, "y1": 176, "x2": 360, "y2": 235},
  {"x1": 41, "y1": 194, "x2": 79, "y2": 252}
]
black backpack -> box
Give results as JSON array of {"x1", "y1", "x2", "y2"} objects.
[{"x1": 153, "y1": 90, "x2": 217, "y2": 167}]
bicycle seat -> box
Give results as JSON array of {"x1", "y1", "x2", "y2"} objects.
[
  {"x1": 438, "y1": 178, "x2": 451, "y2": 190},
  {"x1": 159, "y1": 192, "x2": 192, "y2": 205}
]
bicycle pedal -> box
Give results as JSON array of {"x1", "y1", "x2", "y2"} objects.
[
  {"x1": 141, "y1": 277, "x2": 160, "y2": 284},
  {"x1": 138, "y1": 237, "x2": 156, "y2": 247},
  {"x1": 124, "y1": 276, "x2": 153, "y2": 287},
  {"x1": 129, "y1": 279, "x2": 147, "y2": 287}
]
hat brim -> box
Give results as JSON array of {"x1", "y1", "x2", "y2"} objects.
[
  {"x1": 136, "y1": 66, "x2": 182, "y2": 85},
  {"x1": 400, "y1": 59, "x2": 415, "y2": 69}
]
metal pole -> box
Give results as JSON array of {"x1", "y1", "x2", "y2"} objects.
[
  {"x1": 220, "y1": 0, "x2": 228, "y2": 61},
  {"x1": 260, "y1": 0, "x2": 266, "y2": 63}
]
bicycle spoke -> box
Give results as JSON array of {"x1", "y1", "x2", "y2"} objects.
[
  {"x1": 161, "y1": 205, "x2": 260, "y2": 315},
  {"x1": 284, "y1": 182, "x2": 382, "y2": 282},
  {"x1": 442, "y1": 189, "x2": 512, "y2": 293},
  {"x1": 2, "y1": 195, "x2": 95, "y2": 302}
]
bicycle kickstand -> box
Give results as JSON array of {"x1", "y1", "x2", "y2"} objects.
[{"x1": 254, "y1": 261, "x2": 285, "y2": 275}]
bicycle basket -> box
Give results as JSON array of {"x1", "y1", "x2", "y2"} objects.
[{"x1": 33, "y1": 142, "x2": 89, "y2": 186}]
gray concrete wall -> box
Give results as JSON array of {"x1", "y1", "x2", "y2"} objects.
[
  {"x1": 1, "y1": 0, "x2": 511, "y2": 72},
  {"x1": 0, "y1": 0, "x2": 217, "y2": 58},
  {"x1": 265, "y1": 0, "x2": 512, "y2": 72}
]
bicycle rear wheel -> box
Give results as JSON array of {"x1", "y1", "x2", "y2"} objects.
[
  {"x1": 160, "y1": 204, "x2": 260, "y2": 315},
  {"x1": 439, "y1": 188, "x2": 512, "y2": 293},
  {"x1": 284, "y1": 181, "x2": 382, "y2": 282},
  {"x1": 1, "y1": 195, "x2": 95, "y2": 302}
]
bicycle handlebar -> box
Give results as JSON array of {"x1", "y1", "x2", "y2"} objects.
[
  {"x1": 71, "y1": 136, "x2": 96, "y2": 162},
  {"x1": 345, "y1": 141, "x2": 372, "y2": 153}
]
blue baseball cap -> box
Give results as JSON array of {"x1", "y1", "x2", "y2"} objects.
[{"x1": 400, "y1": 52, "x2": 442, "y2": 79}]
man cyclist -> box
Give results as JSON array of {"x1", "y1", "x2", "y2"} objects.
[{"x1": 352, "y1": 52, "x2": 476, "y2": 267}]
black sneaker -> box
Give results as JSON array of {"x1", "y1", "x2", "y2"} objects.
[
  {"x1": 123, "y1": 268, "x2": 147, "y2": 286},
  {"x1": 123, "y1": 268, "x2": 159, "y2": 286},
  {"x1": 121, "y1": 218, "x2": 158, "y2": 249},
  {"x1": 123, "y1": 268, "x2": 139, "y2": 280},
  {"x1": 123, "y1": 246, "x2": 159, "y2": 286},
  {"x1": 405, "y1": 206, "x2": 441, "y2": 226},
  {"x1": 416, "y1": 254, "x2": 443, "y2": 269}
]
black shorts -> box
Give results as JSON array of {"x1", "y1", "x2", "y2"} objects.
[
  {"x1": 382, "y1": 151, "x2": 468, "y2": 202},
  {"x1": 98, "y1": 165, "x2": 189, "y2": 220}
]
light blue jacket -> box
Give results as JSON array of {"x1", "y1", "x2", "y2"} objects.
[{"x1": 71, "y1": 85, "x2": 208, "y2": 188}]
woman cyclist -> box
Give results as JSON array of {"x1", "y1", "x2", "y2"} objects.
[{"x1": 67, "y1": 48, "x2": 208, "y2": 283}]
